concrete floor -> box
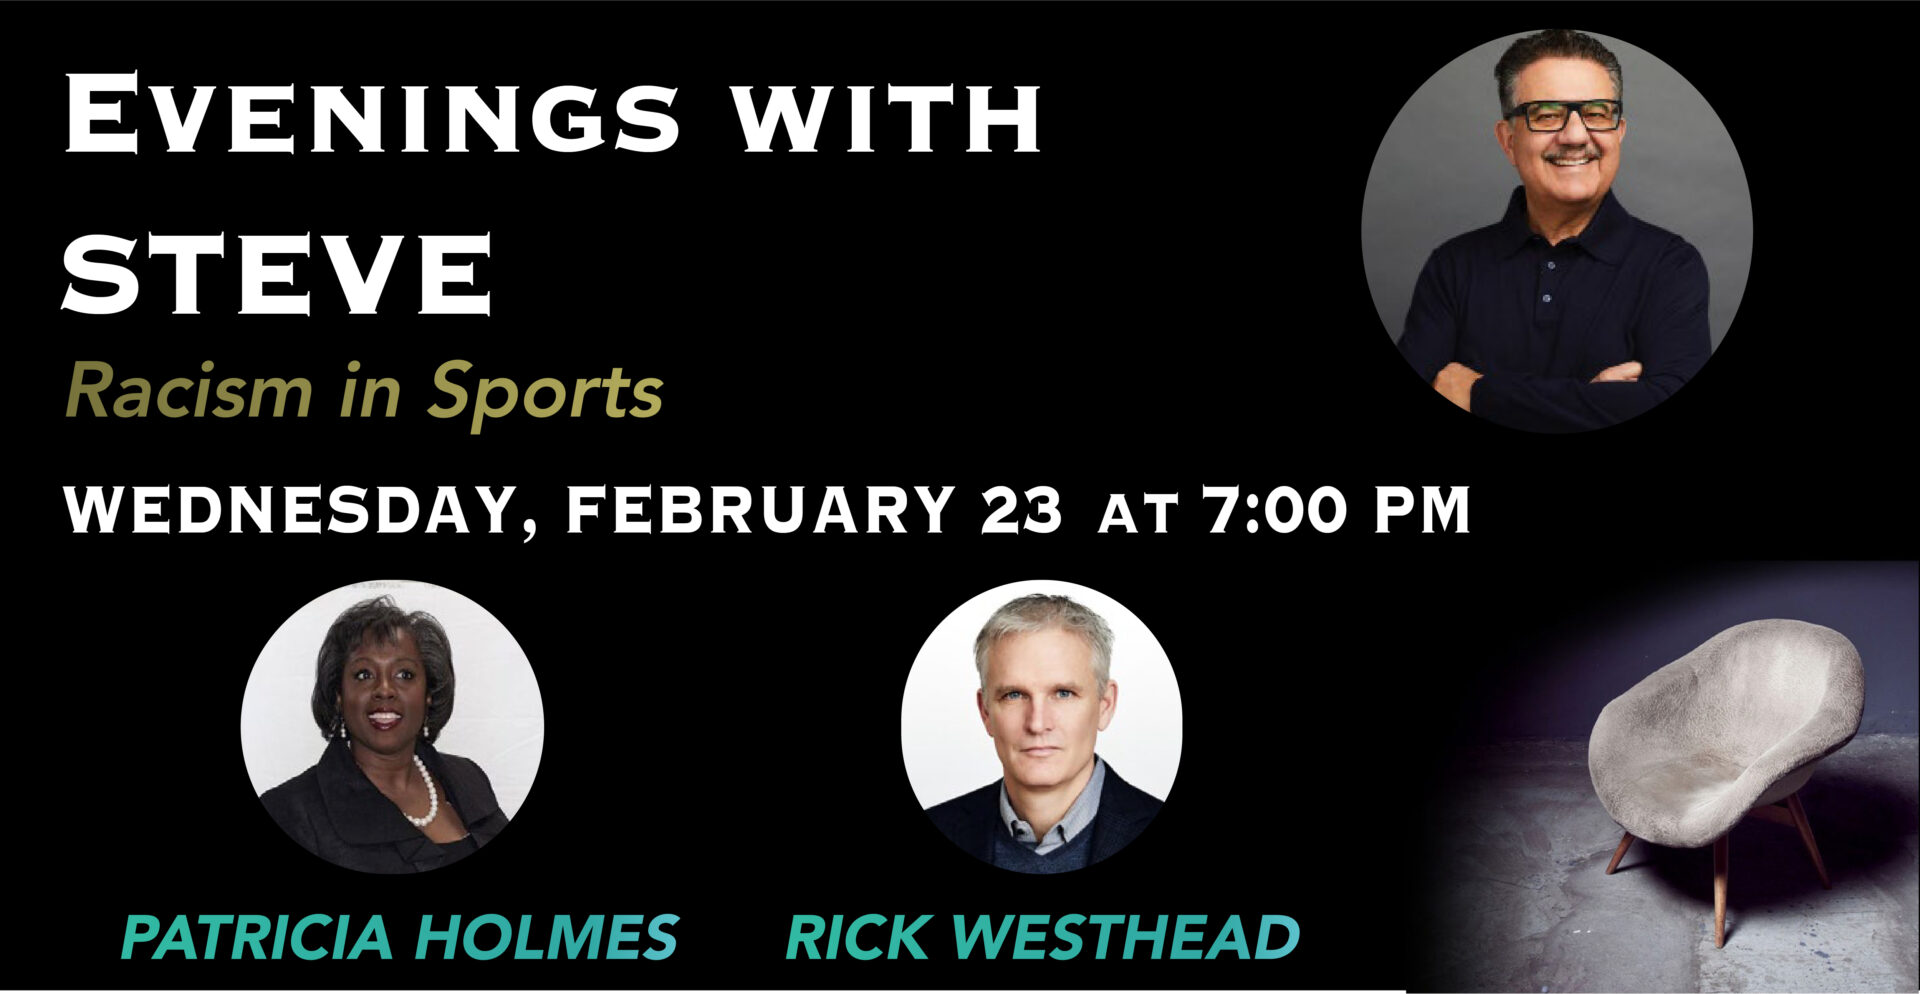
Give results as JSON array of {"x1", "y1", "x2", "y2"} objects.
[{"x1": 1413, "y1": 734, "x2": 1918, "y2": 993}]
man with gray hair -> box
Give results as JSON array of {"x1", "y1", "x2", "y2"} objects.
[
  {"x1": 1397, "y1": 28, "x2": 1710, "y2": 432},
  {"x1": 925, "y1": 593, "x2": 1163, "y2": 872}
]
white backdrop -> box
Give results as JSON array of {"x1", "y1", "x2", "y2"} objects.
[
  {"x1": 240, "y1": 579, "x2": 545, "y2": 819},
  {"x1": 901, "y1": 579, "x2": 1183, "y2": 809}
]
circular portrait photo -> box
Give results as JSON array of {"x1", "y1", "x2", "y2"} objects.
[
  {"x1": 240, "y1": 580, "x2": 544, "y2": 873},
  {"x1": 1364, "y1": 28, "x2": 1753, "y2": 433},
  {"x1": 902, "y1": 580, "x2": 1182, "y2": 873}
]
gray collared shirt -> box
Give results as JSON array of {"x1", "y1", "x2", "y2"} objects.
[{"x1": 999, "y1": 757, "x2": 1106, "y2": 855}]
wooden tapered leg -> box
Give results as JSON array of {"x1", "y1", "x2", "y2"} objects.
[
  {"x1": 1785, "y1": 791, "x2": 1832, "y2": 889},
  {"x1": 1713, "y1": 834, "x2": 1729, "y2": 949},
  {"x1": 1605, "y1": 831, "x2": 1634, "y2": 874}
]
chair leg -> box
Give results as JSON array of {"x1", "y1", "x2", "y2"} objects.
[
  {"x1": 1605, "y1": 831, "x2": 1634, "y2": 874},
  {"x1": 1713, "y1": 834, "x2": 1729, "y2": 949},
  {"x1": 1785, "y1": 791, "x2": 1832, "y2": 889}
]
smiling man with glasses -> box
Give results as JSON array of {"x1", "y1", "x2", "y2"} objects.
[{"x1": 1398, "y1": 29, "x2": 1711, "y2": 432}]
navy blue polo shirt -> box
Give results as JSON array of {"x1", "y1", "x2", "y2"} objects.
[{"x1": 1398, "y1": 186, "x2": 1711, "y2": 433}]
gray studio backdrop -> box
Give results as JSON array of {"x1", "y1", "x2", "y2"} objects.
[
  {"x1": 1364, "y1": 31, "x2": 1752, "y2": 352},
  {"x1": 1486, "y1": 562, "x2": 1919, "y2": 740}
]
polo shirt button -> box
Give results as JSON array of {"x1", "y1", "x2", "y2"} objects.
[{"x1": 1542, "y1": 294, "x2": 1553, "y2": 303}]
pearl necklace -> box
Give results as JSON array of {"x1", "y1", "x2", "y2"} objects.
[{"x1": 406, "y1": 752, "x2": 439, "y2": 828}]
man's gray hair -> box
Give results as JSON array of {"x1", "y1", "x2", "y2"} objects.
[
  {"x1": 1495, "y1": 29, "x2": 1624, "y2": 117},
  {"x1": 973, "y1": 593, "x2": 1114, "y2": 692}
]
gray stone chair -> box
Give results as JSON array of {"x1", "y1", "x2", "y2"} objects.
[{"x1": 1588, "y1": 619, "x2": 1865, "y2": 948}]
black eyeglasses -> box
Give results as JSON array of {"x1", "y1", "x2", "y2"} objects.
[{"x1": 1504, "y1": 99, "x2": 1623, "y2": 132}]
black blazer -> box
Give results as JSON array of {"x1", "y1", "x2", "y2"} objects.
[
  {"x1": 926, "y1": 759, "x2": 1162, "y2": 869},
  {"x1": 261, "y1": 738, "x2": 507, "y2": 873}
]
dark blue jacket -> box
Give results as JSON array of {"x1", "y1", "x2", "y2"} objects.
[{"x1": 926, "y1": 760, "x2": 1162, "y2": 869}]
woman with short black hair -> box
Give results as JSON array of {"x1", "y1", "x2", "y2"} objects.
[{"x1": 262, "y1": 596, "x2": 506, "y2": 872}]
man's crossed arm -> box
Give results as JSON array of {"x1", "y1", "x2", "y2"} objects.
[{"x1": 1433, "y1": 359, "x2": 1641, "y2": 411}]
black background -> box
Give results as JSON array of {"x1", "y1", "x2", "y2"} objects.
[{"x1": 12, "y1": 4, "x2": 1912, "y2": 990}]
